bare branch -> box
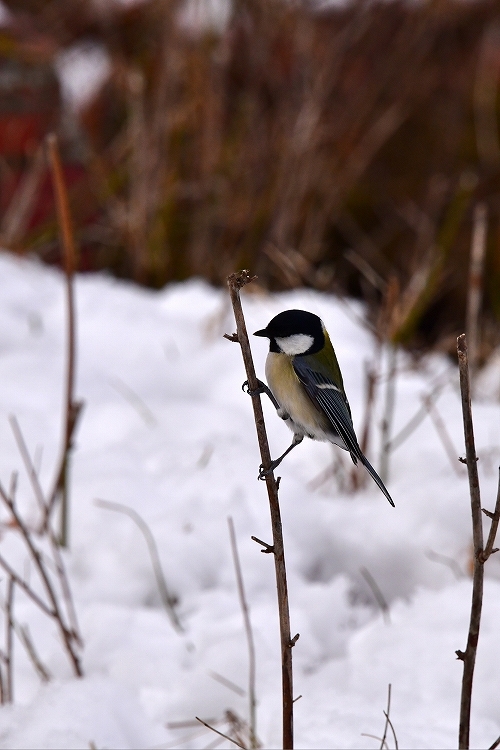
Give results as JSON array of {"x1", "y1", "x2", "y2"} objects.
[
  {"x1": 5, "y1": 577, "x2": 14, "y2": 703},
  {"x1": 457, "y1": 334, "x2": 484, "y2": 750},
  {"x1": 379, "y1": 684, "x2": 391, "y2": 750},
  {"x1": 8, "y1": 416, "x2": 82, "y2": 644},
  {"x1": 0, "y1": 482, "x2": 82, "y2": 676},
  {"x1": 17, "y1": 625, "x2": 51, "y2": 683},
  {"x1": 8, "y1": 415, "x2": 47, "y2": 516},
  {"x1": 0, "y1": 551, "x2": 54, "y2": 618},
  {"x1": 226, "y1": 270, "x2": 294, "y2": 749},
  {"x1": 228, "y1": 517, "x2": 258, "y2": 748},
  {"x1": 195, "y1": 717, "x2": 246, "y2": 750},
  {"x1": 481, "y1": 468, "x2": 500, "y2": 562}
]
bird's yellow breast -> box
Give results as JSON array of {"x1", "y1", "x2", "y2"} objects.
[{"x1": 265, "y1": 352, "x2": 331, "y2": 438}]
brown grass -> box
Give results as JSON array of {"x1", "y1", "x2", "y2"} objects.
[{"x1": 2, "y1": 0, "x2": 500, "y2": 355}]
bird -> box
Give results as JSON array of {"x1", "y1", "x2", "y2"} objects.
[{"x1": 248, "y1": 309, "x2": 394, "y2": 506}]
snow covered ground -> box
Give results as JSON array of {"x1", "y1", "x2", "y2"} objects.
[{"x1": 0, "y1": 251, "x2": 499, "y2": 749}]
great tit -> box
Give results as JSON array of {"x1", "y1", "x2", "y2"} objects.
[{"x1": 251, "y1": 309, "x2": 394, "y2": 506}]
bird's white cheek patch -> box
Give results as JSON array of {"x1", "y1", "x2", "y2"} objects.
[{"x1": 275, "y1": 334, "x2": 314, "y2": 355}]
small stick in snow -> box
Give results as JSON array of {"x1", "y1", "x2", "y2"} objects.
[
  {"x1": 95, "y1": 499, "x2": 183, "y2": 633},
  {"x1": 421, "y1": 396, "x2": 463, "y2": 476},
  {"x1": 226, "y1": 270, "x2": 295, "y2": 750},
  {"x1": 0, "y1": 481, "x2": 82, "y2": 677},
  {"x1": 228, "y1": 517, "x2": 258, "y2": 748},
  {"x1": 360, "y1": 567, "x2": 390, "y2": 625},
  {"x1": 5, "y1": 577, "x2": 14, "y2": 703},
  {"x1": 9, "y1": 415, "x2": 82, "y2": 647},
  {"x1": 195, "y1": 717, "x2": 246, "y2": 750}
]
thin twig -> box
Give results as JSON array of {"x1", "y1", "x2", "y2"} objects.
[
  {"x1": 466, "y1": 204, "x2": 488, "y2": 384},
  {"x1": 351, "y1": 359, "x2": 378, "y2": 492},
  {"x1": 47, "y1": 531, "x2": 82, "y2": 646},
  {"x1": 95, "y1": 499, "x2": 183, "y2": 633},
  {"x1": 488, "y1": 735, "x2": 500, "y2": 750},
  {"x1": 386, "y1": 378, "x2": 448, "y2": 453},
  {"x1": 481, "y1": 468, "x2": 500, "y2": 562},
  {"x1": 456, "y1": 334, "x2": 484, "y2": 750},
  {"x1": 425, "y1": 550, "x2": 464, "y2": 580},
  {"x1": 228, "y1": 517, "x2": 258, "y2": 748},
  {"x1": 17, "y1": 624, "x2": 51, "y2": 683},
  {"x1": 0, "y1": 585, "x2": 52, "y2": 684},
  {"x1": 46, "y1": 133, "x2": 83, "y2": 547},
  {"x1": 379, "y1": 684, "x2": 391, "y2": 750},
  {"x1": 195, "y1": 717, "x2": 246, "y2": 750},
  {"x1": 422, "y1": 396, "x2": 463, "y2": 476},
  {"x1": 226, "y1": 270, "x2": 295, "y2": 750},
  {"x1": 8, "y1": 416, "x2": 82, "y2": 644},
  {"x1": 0, "y1": 654, "x2": 4, "y2": 705},
  {"x1": 0, "y1": 143, "x2": 46, "y2": 247},
  {"x1": 379, "y1": 344, "x2": 397, "y2": 484},
  {"x1": 8, "y1": 415, "x2": 47, "y2": 516},
  {"x1": 360, "y1": 568, "x2": 390, "y2": 625},
  {"x1": 0, "y1": 551, "x2": 54, "y2": 618},
  {"x1": 383, "y1": 710, "x2": 399, "y2": 750},
  {"x1": 361, "y1": 734, "x2": 388, "y2": 749},
  {"x1": 5, "y1": 577, "x2": 14, "y2": 703},
  {"x1": 0, "y1": 482, "x2": 82, "y2": 676},
  {"x1": 208, "y1": 670, "x2": 246, "y2": 697}
]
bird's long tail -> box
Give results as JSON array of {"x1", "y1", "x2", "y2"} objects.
[{"x1": 358, "y1": 453, "x2": 395, "y2": 507}]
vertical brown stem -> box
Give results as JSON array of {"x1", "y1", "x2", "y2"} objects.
[
  {"x1": 46, "y1": 133, "x2": 80, "y2": 548},
  {"x1": 379, "y1": 343, "x2": 397, "y2": 485},
  {"x1": 457, "y1": 333, "x2": 484, "y2": 750},
  {"x1": 226, "y1": 271, "x2": 294, "y2": 749},
  {"x1": 466, "y1": 203, "x2": 488, "y2": 384},
  {"x1": 5, "y1": 577, "x2": 14, "y2": 703}
]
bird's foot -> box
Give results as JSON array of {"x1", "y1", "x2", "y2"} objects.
[
  {"x1": 242, "y1": 380, "x2": 282, "y2": 410},
  {"x1": 258, "y1": 459, "x2": 281, "y2": 480},
  {"x1": 242, "y1": 379, "x2": 267, "y2": 398}
]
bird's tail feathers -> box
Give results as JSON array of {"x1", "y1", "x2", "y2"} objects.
[{"x1": 359, "y1": 453, "x2": 395, "y2": 507}]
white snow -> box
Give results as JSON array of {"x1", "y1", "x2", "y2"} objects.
[{"x1": 0, "y1": 251, "x2": 498, "y2": 748}]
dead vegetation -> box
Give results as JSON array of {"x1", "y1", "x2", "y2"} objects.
[{"x1": 1, "y1": 0, "x2": 500, "y2": 358}]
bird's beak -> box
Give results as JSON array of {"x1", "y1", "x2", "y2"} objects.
[{"x1": 253, "y1": 328, "x2": 269, "y2": 338}]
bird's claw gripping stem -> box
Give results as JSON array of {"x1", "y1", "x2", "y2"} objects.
[
  {"x1": 242, "y1": 379, "x2": 281, "y2": 410},
  {"x1": 258, "y1": 460, "x2": 280, "y2": 480}
]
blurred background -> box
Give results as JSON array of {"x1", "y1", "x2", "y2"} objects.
[{"x1": 1, "y1": 0, "x2": 500, "y2": 359}]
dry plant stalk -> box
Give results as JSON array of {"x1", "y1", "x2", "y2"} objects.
[
  {"x1": 95, "y1": 499, "x2": 183, "y2": 633},
  {"x1": 0, "y1": 478, "x2": 83, "y2": 677},
  {"x1": 46, "y1": 133, "x2": 84, "y2": 547},
  {"x1": 465, "y1": 203, "x2": 488, "y2": 383},
  {"x1": 225, "y1": 270, "x2": 296, "y2": 750},
  {"x1": 456, "y1": 334, "x2": 500, "y2": 750},
  {"x1": 228, "y1": 516, "x2": 258, "y2": 748}
]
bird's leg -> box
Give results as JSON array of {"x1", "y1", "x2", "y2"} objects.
[
  {"x1": 258, "y1": 434, "x2": 303, "y2": 480},
  {"x1": 242, "y1": 379, "x2": 282, "y2": 412}
]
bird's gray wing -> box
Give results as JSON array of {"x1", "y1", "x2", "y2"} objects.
[
  {"x1": 292, "y1": 358, "x2": 360, "y2": 459},
  {"x1": 293, "y1": 357, "x2": 394, "y2": 506}
]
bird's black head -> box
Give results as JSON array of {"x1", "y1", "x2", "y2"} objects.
[{"x1": 254, "y1": 309, "x2": 325, "y2": 355}]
